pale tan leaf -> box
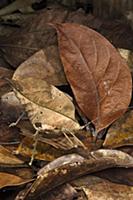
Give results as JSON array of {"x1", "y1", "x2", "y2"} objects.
[
  {"x1": 118, "y1": 48, "x2": 133, "y2": 70},
  {"x1": 11, "y1": 77, "x2": 80, "y2": 131},
  {"x1": 0, "y1": 172, "x2": 32, "y2": 189},
  {"x1": 13, "y1": 46, "x2": 67, "y2": 86},
  {"x1": 0, "y1": 145, "x2": 24, "y2": 165}
]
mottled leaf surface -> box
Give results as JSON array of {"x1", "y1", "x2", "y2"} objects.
[
  {"x1": 11, "y1": 77, "x2": 80, "y2": 131},
  {"x1": 13, "y1": 46, "x2": 67, "y2": 86},
  {"x1": 72, "y1": 175, "x2": 133, "y2": 200},
  {"x1": 0, "y1": 172, "x2": 32, "y2": 189},
  {"x1": 53, "y1": 23, "x2": 132, "y2": 132},
  {"x1": 103, "y1": 111, "x2": 133, "y2": 148},
  {"x1": 0, "y1": 145, "x2": 24, "y2": 165},
  {"x1": 0, "y1": 67, "x2": 13, "y2": 96},
  {"x1": 25, "y1": 150, "x2": 133, "y2": 198}
]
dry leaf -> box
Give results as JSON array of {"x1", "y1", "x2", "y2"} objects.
[
  {"x1": 0, "y1": 121, "x2": 20, "y2": 144},
  {"x1": 0, "y1": 145, "x2": 24, "y2": 165},
  {"x1": 15, "y1": 136, "x2": 65, "y2": 161},
  {"x1": 0, "y1": 0, "x2": 38, "y2": 16},
  {"x1": 24, "y1": 150, "x2": 133, "y2": 198},
  {"x1": 118, "y1": 146, "x2": 133, "y2": 157},
  {"x1": 13, "y1": 127, "x2": 102, "y2": 162},
  {"x1": 94, "y1": 167, "x2": 133, "y2": 186},
  {"x1": 43, "y1": 184, "x2": 77, "y2": 200},
  {"x1": 53, "y1": 23, "x2": 132, "y2": 133},
  {"x1": 0, "y1": 6, "x2": 68, "y2": 68},
  {"x1": 20, "y1": 128, "x2": 102, "y2": 151},
  {"x1": 0, "y1": 172, "x2": 32, "y2": 189},
  {"x1": 1, "y1": 5, "x2": 133, "y2": 69},
  {"x1": 13, "y1": 46, "x2": 67, "y2": 86},
  {"x1": 0, "y1": 67, "x2": 13, "y2": 96},
  {"x1": 11, "y1": 77, "x2": 80, "y2": 131},
  {"x1": 82, "y1": 181, "x2": 133, "y2": 200},
  {"x1": 0, "y1": 91, "x2": 25, "y2": 123},
  {"x1": 103, "y1": 111, "x2": 133, "y2": 148},
  {"x1": 72, "y1": 175, "x2": 133, "y2": 200},
  {"x1": 118, "y1": 48, "x2": 133, "y2": 70}
]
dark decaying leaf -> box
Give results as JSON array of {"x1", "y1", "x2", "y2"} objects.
[
  {"x1": 0, "y1": 121, "x2": 20, "y2": 145},
  {"x1": 103, "y1": 110, "x2": 133, "y2": 148},
  {"x1": 22, "y1": 150, "x2": 133, "y2": 199},
  {"x1": 94, "y1": 167, "x2": 133, "y2": 186},
  {"x1": 1, "y1": 5, "x2": 133, "y2": 70},
  {"x1": 0, "y1": 67, "x2": 13, "y2": 96},
  {"x1": 52, "y1": 23, "x2": 132, "y2": 133},
  {"x1": 0, "y1": 91, "x2": 24, "y2": 123},
  {"x1": 43, "y1": 183, "x2": 77, "y2": 200},
  {"x1": 0, "y1": 6, "x2": 68, "y2": 68},
  {"x1": 71, "y1": 175, "x2": 133, "y2": 200},
  {"x1": 16, "y1": 183, "x2": 77, "y2": 200}
]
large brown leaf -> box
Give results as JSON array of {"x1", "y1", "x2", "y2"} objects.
[{"x1": 53, "y1": 23, "x2": 132, "y2": 133}]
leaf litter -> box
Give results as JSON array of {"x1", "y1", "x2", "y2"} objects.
[{"x1": 0, "y1": 19, "x2": 133, "y2": 200}]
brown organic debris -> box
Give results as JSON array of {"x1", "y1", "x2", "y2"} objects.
[
  {"x1": 103, "y1": 110, "x2": 133, "y2": 148},
  {"x1": 72, "y1": 175, "x2": 133, "y2": 200},
  {"x1": 0, "y1": 145, "x2": 24, "y2": 166},
  {"x1": 0, "y1": 172, "x2": 32, "y2": 189}
]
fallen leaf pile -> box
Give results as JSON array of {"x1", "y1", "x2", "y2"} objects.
[{"x1": 0, "y1": 6, "x2": 133, "y2": 199}]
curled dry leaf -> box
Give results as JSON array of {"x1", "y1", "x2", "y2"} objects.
[
  {"x1": 13, "y1": 46, "x2": 67, "y2": 86},
  {"x1": 103, "y1": 111, "x2": 133, "y2": 148},
  {"x1": 0, "y1": 172, "x2": 32, "y2": 189},
  {"x1": 0, "y1": 145, "x2": 24, "y2": 166},
  {"x1": 11, "y1": 77, "x2": 80, "y2": 131},
  {"x1": 24, "y1": 150, "x2": 133, "y2": 198},
  {"x1": 52, "y1": 23, "x2": 132, "y2": 133}
]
